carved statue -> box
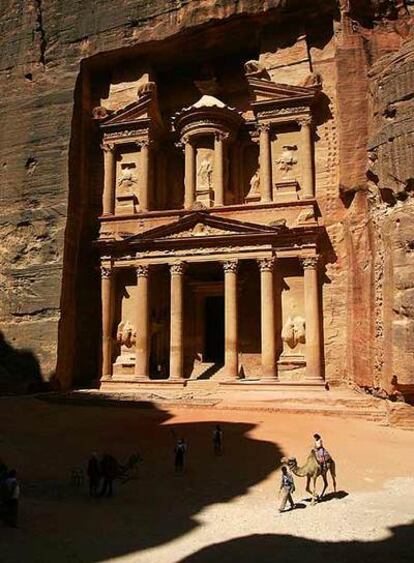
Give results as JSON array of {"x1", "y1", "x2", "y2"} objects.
[
  {"x1": 197, "y1": 155, "x2": 213, "y2": 189},
  {"x1": 301, "y1": 72, "x2": 323, "y2": 89},
  {"x1": 281, "y1": 316, "x2": 306, "y2": 349},
  {"x1": 137, "y1": 81, "x2": 157, "y2": 98},
  {"x1": 116, "y1": 320, "x2": 136, "y2": 350},
  {"x1": 118, "y1": 163, "x2": 138, "y2": 193},
  {"x1": 246, "y1": 168, "x2": 260, "y2": 198},
  {"x1": 276, "y1": 145, "x2": 298, "y2": 178},
  {"x1": 244, "y1": 59, "x2": 269, "y2": 79}
]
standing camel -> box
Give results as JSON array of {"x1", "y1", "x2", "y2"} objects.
[{"x1": 284, "y1": 451, "x2": 337, "y2": 504}]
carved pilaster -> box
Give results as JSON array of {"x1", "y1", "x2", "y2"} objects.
[{"x1": 100, "y1": 265, "x2": 114, "y2": 279}]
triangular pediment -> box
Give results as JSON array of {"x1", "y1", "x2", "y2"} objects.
[
  {"x1": 125, "y1": 212, "x2": 287, "y2": 244},
  {"x1": 247, "y1": 77, "x2": 317, "y2": 107}
]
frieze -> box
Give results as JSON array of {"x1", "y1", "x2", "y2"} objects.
[
  {"x1": 104, "y1": 129, "x2": 149, "y2": 140},
  {"x1": 257, "y1": 106, "x2": 309, "y2": 118}
]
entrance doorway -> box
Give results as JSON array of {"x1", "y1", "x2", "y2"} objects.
[{"x1": 204, "y1": 296, "x2": 225, "y2": 364}]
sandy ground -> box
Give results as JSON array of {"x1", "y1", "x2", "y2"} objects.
[{"x1": 0, "y1": 396, "x2": 413, "y2": 562}]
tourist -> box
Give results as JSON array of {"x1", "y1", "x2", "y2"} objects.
[
  {"x1": 279, "y1": 465, "x2": 295, "y2": 512},
  {"x1": 213, "y1": 424, "x2": 223, "y2": 455},
  {"x1": 313, "y1": 433, "x2": 332, "y2": 470},
  {"x1": 3, "y1": 469, "x2": 20, "y2": 527},
  {"x1": 87, "y1": 452, "x2": 101, "y2": 497},
  {"x1": 174, "y1": 438, "x2": 187, "y2": 472},
  {"x1": 99, "y1": 453, "x2": 118, "y2": 497}
]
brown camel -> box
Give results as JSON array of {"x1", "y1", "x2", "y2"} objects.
[{"x1": 284, "y1": 451, "x2": 337, "y2": 504}]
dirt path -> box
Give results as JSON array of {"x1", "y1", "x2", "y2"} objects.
[{"x1": 0, "y1": 397, "x2": 413, "y2": 562}]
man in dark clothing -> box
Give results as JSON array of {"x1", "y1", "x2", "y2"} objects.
[
  {"x1": 174, "y1": 438, "x2": 187, "y2": 473},
  {"x1": 3, "y1": 469, "x2": 19, "y2": 527},
  {"x1": 87, "y1": 453, "x2": 101, "y2": 497},
  {"x1": 213, "y1": 424, "x2": 223, "y2": 456},
  {"x1": 99, "y1": 454, "x2": 118, "y2": 497}
]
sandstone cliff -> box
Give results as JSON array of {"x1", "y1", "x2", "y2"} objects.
[{"x1": 0, "y1": 0, "x2": 413, "y2": 395}]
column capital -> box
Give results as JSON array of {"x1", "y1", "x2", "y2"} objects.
[
  {"x1": 101, "y1": 142, "x2": 115, "y2": 152},
  {"x1": 297, "y1": 116, "x2": 313, "y2": 128},
  {"x1": 301, "y1": 256, "x2": 319, "y2": 270},
  {"x1": 222, "y1": 259, "x2": 239, "y2": 273},
  {"x1": 136, "y1": 138, "x2": 152, "y2": 149},
  {"x1": 101, "y1": 265, "x2": 114, "y2": 279},
  {"x1": 257, "y1": 257, "x2": 276, "y2": 272},
  {"x1": 214, "y1": 131, "x2": 229, "y2": 142},
  {"x1": 257, "y1": 122, "x2": 271, "y2": 133},
  {"x1": 136, "y1": 264, "x2": 150, "y2": 278},
  {"x1": 170, "y1": 262, "x2": 187, "y2": 276}
]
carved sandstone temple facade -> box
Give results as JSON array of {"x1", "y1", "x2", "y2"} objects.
[{"x1": 94, "y1": 62, "x2": 328, "y2": 389}]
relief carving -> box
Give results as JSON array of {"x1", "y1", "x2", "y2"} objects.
[
  {"x1": 116, "y1": 320, "x2": 136, "y2": 349},
  {"x1": 197, "y1": 154, "x2": 213, "y2": 190},
  {"x1": 276, "y1": 145, "x2": 298, "y2": 178},
  {"x1": 246, "y1": 168, "x2": 261, "y2": 199},
  {"x1": 281, "y1": 316, "x2": 306, "y2": 349},
  {"x1": 118, "y1": 162, "x2": 138, "y2": 194}
]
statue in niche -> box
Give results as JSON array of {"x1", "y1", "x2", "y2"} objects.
[
  {"x1": 118, "y1": 162, "x2": 138, "y2": 194},
  {"x1": 198, "y1": 155, "x2": 213, "y2": 189},
  {"x1": 246, "y1": 168, "x2": 260, "y2": 198},
  {"x1": 276, "y1": 145, "x2": 298, "y2": 179},
  {"x1": 281, "y1": 316, "x2": 306, "y2": 349},
  {"x1": 116, "y1": 320, "x2": 136, "y2": 351}
]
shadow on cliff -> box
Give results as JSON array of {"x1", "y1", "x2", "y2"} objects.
[
  {"x1": 0, "y1": 331, "x2": 45, "y2": 394},
  {"x1": 0, "y1": 397, "x2": 283, "y2": 561},
  {"x1": 178, "y1": 524, "x2": 414, "y2": 563}
]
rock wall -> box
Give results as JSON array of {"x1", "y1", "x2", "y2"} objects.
[{"x1": 0, "y1": 0, "x2": 413, "y2": 394}]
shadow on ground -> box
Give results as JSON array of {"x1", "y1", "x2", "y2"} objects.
[
  {"x1": 179, "y1": 524, "x2": 414, "y2": 563},
  {"x1": 0, "y1": 397, "x2": 283, "y2": 561}
]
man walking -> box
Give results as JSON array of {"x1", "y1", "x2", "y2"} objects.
[
  {"x1": 279, "y1": 465, "x2": 295, "y2": 513},
  {"x1": 213, "y1": 424, "x2": 223, "y2": 456},
  {"x1": 174, "y1": 438, "x2": 187, "y2": 473},
  {"x1": 99, "y1": 453, "x2": 118, "y2": 497},
  {"x1": 87, "y1": 452, "x2": 101, "y2": 497}
]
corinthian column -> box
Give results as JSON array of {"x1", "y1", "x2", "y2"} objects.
[
  {"x1": 214, "y1": 132, "x2": 226, "y2": 207},
  {"x1": 138, "y1": 140, "x2": 151, "y2": 212},
  {"x1": 223, "y1": 260, "x2": 239, "y2": 379},
  {"x1": 298, "y1": 117, "x2": 314, "y2": 199},
  {"x1": 258, "y1": 257, "x2": 278, "y2": 381},
  {"x1": 184, "y1": 138, "x2": 196, "y2": 209},
  {"x1": 302, "y1": 256, "x2": 323, "y2": 381},
  {"x1": 101, "y1": 143, "x2": 115, "y2": 215},
  {"x1": 101, "y1": 265, "x2": 114, "y2": 378},
  {"x1": 169, "y1": 263, "x2": 186, "y2": 380},
  {"x1": 258, "y1": 123, "x2": 272, "y2": 203},
  {"x1": 135, "y1": 265, "x2": 150, "y2": 380}
]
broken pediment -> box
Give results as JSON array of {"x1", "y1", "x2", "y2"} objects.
[
  {"x1": 124, "y1": 212, "x2": 288, "y2": 244},
  {"x1": 247, "y1": 76, "x2": 319, "y2": 110},
  {"x1": 94, "y1": 82, "x2": 163, "y2": 135}
]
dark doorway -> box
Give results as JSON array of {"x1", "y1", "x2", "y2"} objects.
[{"x1": 204, "y1": 296, "x2": 225, "y2": 363}]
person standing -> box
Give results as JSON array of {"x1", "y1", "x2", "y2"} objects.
[
  {"x1": 4, "y1": 469, "x2": 19, "y2": 527},
  {"x1": 174, "y1": 438, "x2": 187, "y2": 473},
  {"x1": 99, "y1": 454, "x2": 118, "y2": 497},
  {"x1": 279, "y1": 465, "x2": 295, "y2": 513},
  {"x1": 87, "y1": 453, "x2": 101, "y2": 497},
  {"x1": 212, "y1": 424, "x2": 223, "y2": 456}
]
